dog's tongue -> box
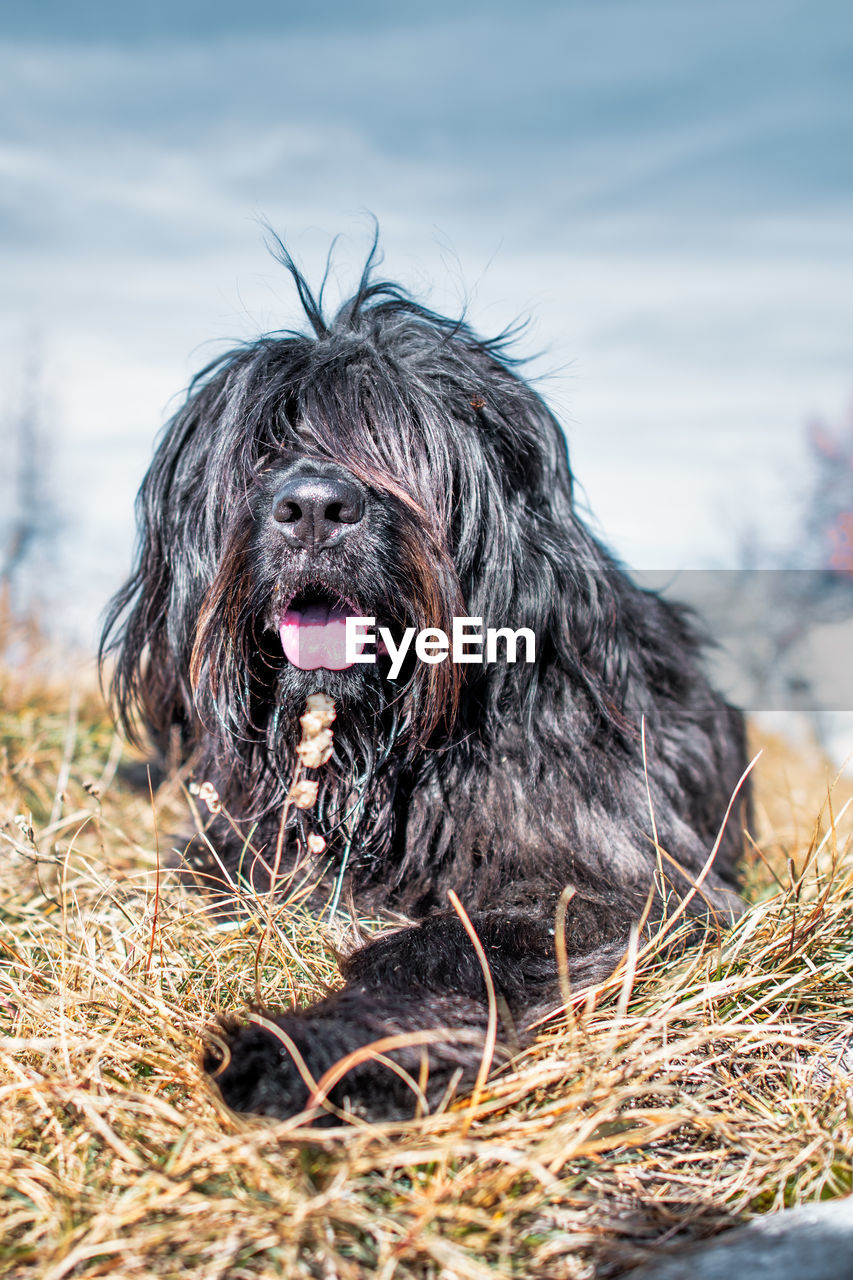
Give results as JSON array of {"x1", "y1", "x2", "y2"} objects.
[{"x1": 280, "y1": 602, "x2": 359, "y2": 671}]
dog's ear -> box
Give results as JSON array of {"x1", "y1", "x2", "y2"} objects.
[{"x1": 99, "y1": 380, "x2": 227, "y2": 753}]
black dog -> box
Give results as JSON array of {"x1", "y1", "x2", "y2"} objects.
[{"x1": 101, "y1": 241, "x2": 748, "y2": 1122}]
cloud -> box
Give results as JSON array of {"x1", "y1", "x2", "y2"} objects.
[{"x1": 0, "y1": 1, "x2": 852, "y2": 642}]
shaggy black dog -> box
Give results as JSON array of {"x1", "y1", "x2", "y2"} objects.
[{"x1": 101, "y1": 242, "x2": 749, "y2": 1123}]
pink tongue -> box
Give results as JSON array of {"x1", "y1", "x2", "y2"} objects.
[{"x1": 280, "y1": 603, "x2": 362, "y2": 671}]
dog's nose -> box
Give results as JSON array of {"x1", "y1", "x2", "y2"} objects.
[{"x1": 271, "y1": 473, "x2": 365, "y2": 549}]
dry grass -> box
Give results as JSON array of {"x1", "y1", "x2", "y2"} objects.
[{"x1": 0, "y1": 636, "x2": 851, "y2": 1279}]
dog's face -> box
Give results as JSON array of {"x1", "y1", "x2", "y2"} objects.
[
  {"x1": 102, "y1": 280, "x2": 581, "y2": 807},
  {"x1": 250, "y1": 453, "x2": 424, "y2": 702}
]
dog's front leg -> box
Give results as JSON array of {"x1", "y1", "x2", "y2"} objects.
[
  {"x1": 204, "y1": 983, "x2": 496, "y2": 1124},
  {"x1": 204, "y1": 906, "x2": 631, "y2": 1122}
]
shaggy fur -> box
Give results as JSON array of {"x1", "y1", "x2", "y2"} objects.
[{"x1": 101, "y1": 240, "x2": 749, "y2": 1123}]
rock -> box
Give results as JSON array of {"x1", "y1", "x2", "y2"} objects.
[{"x1": 621, "y1": 1196, "x2": 853, "y2": 1280}]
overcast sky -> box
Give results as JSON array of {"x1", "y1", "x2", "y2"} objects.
[{"x1": 1, "y1": 0, "x2": 852, "y2": 645}]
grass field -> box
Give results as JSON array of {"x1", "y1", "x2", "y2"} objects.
[{"x1": 0, "y1": 626, "x2": 851, "y2": 1279}]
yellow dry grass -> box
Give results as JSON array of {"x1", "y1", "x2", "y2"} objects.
[{"x1": 0, "y1": 634, "x2": 851, "y2": 1279}]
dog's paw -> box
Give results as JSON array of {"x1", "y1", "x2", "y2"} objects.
[
  {"x1": 203, "y1": 1004, "x2": 424, "y2": 1124},
  {"x1": 203, "y1": 991, "x2": 491, "y2": 1124},
  {"x1": 204, "y1": 1015, "x2": 323, "y2": 1121}
]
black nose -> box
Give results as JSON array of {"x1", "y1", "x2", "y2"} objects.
[{"x1": 271, "y1": 472, "x2": 365, "y2": 549}]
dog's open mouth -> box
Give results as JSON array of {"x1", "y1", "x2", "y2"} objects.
[{"x1": 279, "y1": 587, "x2": 367, "y2": 672}]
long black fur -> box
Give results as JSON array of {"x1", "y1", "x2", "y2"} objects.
[{"x1": 101, "y1": 239, "x2": 749, "y2": 1123}]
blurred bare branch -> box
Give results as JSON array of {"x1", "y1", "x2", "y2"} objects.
[{"x1": 1, "y1": 333, "x2": 58, "y2": 616}]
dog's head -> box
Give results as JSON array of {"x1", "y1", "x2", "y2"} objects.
[{"x1": 101, "y1": 244, "x2": 590, "y2": 809}]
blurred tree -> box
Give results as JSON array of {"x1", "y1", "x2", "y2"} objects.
[
  {"x1": 805, "y1": 407, "x2": 853, "y2": 572},
  {"x1": 691, "y1": 399, "x2": 853, "y2": 761},
  {"x1": 0, "y1": 334, "x2": 58, "y2": 621}
]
